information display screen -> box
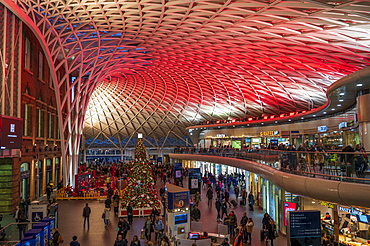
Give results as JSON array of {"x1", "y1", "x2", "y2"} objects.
[
  {"x1": 174, "y1": 214, "x2": 188, "y2": 225},
  {"x1": 289, "y1": 210, "x2": 321, "y2": 246}
]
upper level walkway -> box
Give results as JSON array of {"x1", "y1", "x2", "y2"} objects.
[{"x1": 170, "y1": 149, "x2": 370, "y2": 208}]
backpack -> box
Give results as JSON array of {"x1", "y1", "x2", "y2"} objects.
[{"x1": 57, "y1": 234, "x2": 64, "y2": 243}]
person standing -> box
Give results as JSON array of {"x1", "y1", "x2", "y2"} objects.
[
  {"x1": 194, "y1": 192, "x2": 201, "y2": 206},
  {"x1": 46, "y1": 185, "x2": 52, "y2": 202},
  {"x1": 247, "y1": 193, "x2": 254, "y2": 211},
  {"x1": 114, "y1": 234, "x2": 128, "y2": 246},
  {"x1": 69, "y1": 235, "x2": 80, "y2": 246},
  {"x1": 113, "y1": 196, "x2": 120, "y2": 216},
  {"x1": 241, "y1": 189, "x2": 247, "y2": 206},
  {"x1": 127, "y1": 203, "x2": 133, "y2": 225},
  {"x1": 143, "y1": 216, "x2": 153, "y2": 242},
  {"x1": 227, "y1": 211, "x2": 237, "y2": 237},
  {"x1": 206, "y1": 187, "x2": 213, "y2": 207},
  {"x1": 82, "y1": 203, "x2": 91, "y2": 228},
  {"x1": 117, "y1": 217, "x2": 130, "y2": 239},
  {"x1": 51, "y1": 228, "x2": 62, "y2": 246},
  {"x1": 129, "y1": 235, "x2": 141, "y2": 246},
  {"x1": 234, "y1": 186, "x2": 239, "y2": 200},
  {"x1": 105, "y1": 195, "x2": 112, "y2": 209},
  {"x1": 190, "y1": 205, "x2": 201, "y2": 222},
  {"x1": 245, "y1": 217, "x2": 254, "y2": 245},
  {"x1": 233, "y1": 228, "x2": 243, "y2": 246},
  {"x1": 153, "y1": 216, "x2": 164, "y2": 243},
  {"x1": 215, "y1": 198, "x2": 222, "y2": 220},
  {"x1": 221, "y1": 200, "x2": 228, "y2": 220},
  {"x1": 265, "y1": 220, "x2": 276, "y2": 246}
]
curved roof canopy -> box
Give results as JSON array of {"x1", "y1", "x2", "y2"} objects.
[{"x1": 13, "y1": 0, "x2": 370, "y2": 147}]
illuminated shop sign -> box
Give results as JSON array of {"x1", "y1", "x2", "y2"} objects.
[
  {"x1": 260, "y1": 131, "x2": 279, "y2": 137},
  {"x1": 319, "y1": 201, "x2": 335, "y2": 208},
  {"x1": 318, "y1": 126, "x2": 329, "y2": 132},
  {"x1": 216, "y1": 134, "x2": 226, "y2": 138},
  {"x1": 339, "y1": 206, "x2": 363, "y2": 216},
  {"x1": 338, "y1": 122, "x2": 348, "y2": 129}
]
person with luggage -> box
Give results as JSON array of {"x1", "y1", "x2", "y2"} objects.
[{"x1": 233, "y1": 228, "x2": 243, "y2": 246}]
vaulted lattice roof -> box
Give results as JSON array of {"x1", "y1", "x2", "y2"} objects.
[{"x1": 11, "y1": 0, "x2": 370, "y2": 147}]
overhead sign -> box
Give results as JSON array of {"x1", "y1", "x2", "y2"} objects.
[
  {"x1": 0, "y1": 115, "x2": 23, "y2": 149},
  {"x1": 318, "y1": 126, "x2": 329, "y2": 132},
  {"x1": 289, "y1": 210, "x2": 321, "y2": 246},
  {"x1": 339, "y1": 122, "x2": 348, "y2": 129},
  {"x1": 260, "y1": 131, "x2": 279, "y2": 137}
]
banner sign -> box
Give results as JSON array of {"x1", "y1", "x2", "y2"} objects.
[{"x1": 167, "y1": 191, "x2": 190, "y2": 210}]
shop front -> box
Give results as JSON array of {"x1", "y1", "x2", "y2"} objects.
[
  {"x1": 337, "y1": 206, "x2": 370, "y2": 246},
  {"x1": 20, "y1": 162, "x2": 30, "y2": 199}
]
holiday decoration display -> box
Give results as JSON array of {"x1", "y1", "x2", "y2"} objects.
[{"x1": 120, "y1": 139, "x2": 160, "y2": 208}]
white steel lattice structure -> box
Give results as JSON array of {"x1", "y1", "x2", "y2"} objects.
[{"x1": 2, "y1": 0, "x2": 370, "y2": 184}]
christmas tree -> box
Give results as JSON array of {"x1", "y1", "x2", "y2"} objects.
[{"x1": 120, "y1": 139, "x2": 160, "y2": 208}]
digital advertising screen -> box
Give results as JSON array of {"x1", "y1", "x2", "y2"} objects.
[{"x1": 0, "y1": 115, "x2": 23, "y2": 149}]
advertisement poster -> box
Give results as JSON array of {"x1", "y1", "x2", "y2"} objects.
[
  {"x1": 0, "y1": 115, "x2": 23, "y2": 149},
  {"x1": 191, "y1": 179, "x2": 198, "y2": 189},
  {"x1": 168, "y1": 191, "x2": 190, "y2": 209},
  {"x1": 284, "y1": 202, "x2": 297, "y2": 226}
]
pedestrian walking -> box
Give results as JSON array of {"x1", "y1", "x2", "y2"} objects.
[
  {"x1": 114, "y1": 234, "x2": 128, "y2": 246},
  {"x1": 117, "y1": 217, "x2": 130, "y2": 239},
  {"x1": 102, "y1": 207, "x2": 110, "y2": 228},
  {"x1": 82, "y1": 203, "x2": 91, "y2": 228},
  {"x1": 129, "y1": 235, "x2": 141, "y2": 246},
  {"x1": 248, "y1": 193, "x2": 255, "y2": 211},
  {"x1": 69, "y1": 235, "x2": 80, "y2": 246},
  {"x1": 143, "y1": 216, "x2": 153, "y2": 242},
  {"x1": 234, "y1": 186, "x2": 239, "y2": 200},
  {"x1": 221, "y1": 200, "x2": 228, "y2": 220}
]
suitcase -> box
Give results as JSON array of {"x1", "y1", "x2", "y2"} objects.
[
  {"x1": 260, "y1": 229, "x2": 265, "y2": 241},
  {"x1": 231, "y1": 200, "x2": 237, "y2": 208}
]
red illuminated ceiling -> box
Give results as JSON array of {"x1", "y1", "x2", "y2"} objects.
[{"x1": 11, "y1": 0, "x2": 370, "y2": 146}]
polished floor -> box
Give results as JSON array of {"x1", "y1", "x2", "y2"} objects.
[{"x1": 58, "y1": 179, "x2": 288, "y2": 246}]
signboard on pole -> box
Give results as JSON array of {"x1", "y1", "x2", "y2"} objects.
[
  {"x1": 188, "y1": 168, "x2": 201, "y2": 194},
  {"x1": 288, "y1": 210, "x2": 321, "y2": 246}
]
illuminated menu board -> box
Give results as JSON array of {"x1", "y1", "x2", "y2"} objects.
[{"x1": 289, "y1": 210, "x2": 321, "y2": 246}]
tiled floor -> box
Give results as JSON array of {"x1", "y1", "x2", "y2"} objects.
[{"x1": 57, "y1": 179, "x2": 288, "y2": 245}]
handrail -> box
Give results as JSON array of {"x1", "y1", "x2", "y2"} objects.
[{"x1": 173, "y1": 148, "x2": 370, "y2": 184}]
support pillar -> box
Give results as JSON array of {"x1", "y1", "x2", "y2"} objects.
[{"x1": 357, "y1": 92, "x2": 370, "y2": 150}]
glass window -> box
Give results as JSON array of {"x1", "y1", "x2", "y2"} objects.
[
  {"x1": 37, "y1": 108, "x2": 44, "y2": 138},
  {"x1": 38, "y1": 52, "x2": 44, "y2": 81},
  {"x1": 24, "y1": 104, "x2": 32, "y2": 136},
  {"x1": 48, "y1": 112, "x2": 54, "y2": 139},
  {"x1": 24, "y1": 37, "x2": 31, "y2": 70}
]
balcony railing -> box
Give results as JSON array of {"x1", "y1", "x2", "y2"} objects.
[{"x1": 174, "y1": 148, "x2": 370, "y2": 184}]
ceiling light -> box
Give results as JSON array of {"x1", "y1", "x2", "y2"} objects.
[
  {"x1": 313, "y1": 115, "x2": 316, "y2": 117},
  {"x1": 275, "y1": 121, "x2": 278, "y2": 123},
  {"x1": 357, "y1": 83, "x2": 363, "y2": 87},
  {"x1": 288, "y1": 119, "x2": 292, "y2": 121},
  {"x1": 339, "y1": 99, "x2": 344, "y2": 102},
  {"x1": 339, "y1": 92, "x2": 345, "y2": 96},
  {"x1": 301, "y1": 117, "x2": 304, "y2": 119},
  {"x1": 247, "y1": 124, "x2": 250, "y2": 126},
  {"x1": 331, "y1": 108, "x2": 335, "y2": 111},
  {"x1": 337, "y1": 104, "x2": 341, "y2": 107},
  {"x1": 323, "y1": 112, "x2": 327, "y2": 114},
  {"x1": 261, "y1": 123, "x2": 264, "y2": 125}
]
